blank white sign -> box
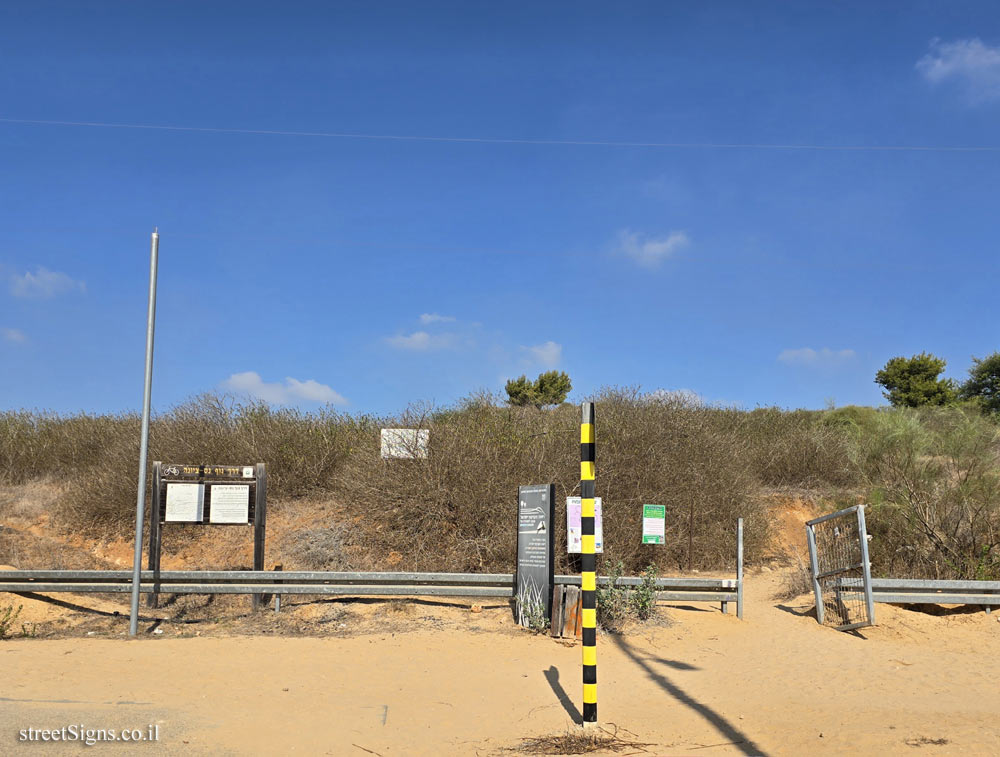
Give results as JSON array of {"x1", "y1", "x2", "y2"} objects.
[
  {"x1": 165, "y1": 483, "x2": 205, "y2": 522},
  {"x1": 380, "y1": 428, "x2": 430, "y2": 459},
  {"x1": 209, "y1": 484, "x2": 250, "y2": 523}
]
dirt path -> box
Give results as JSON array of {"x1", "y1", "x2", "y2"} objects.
[{"x1": 3, "y1": 570, "x2": 999, "y2": 756}]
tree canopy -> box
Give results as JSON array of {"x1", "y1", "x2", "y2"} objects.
[
  {"x1": 504, "y1": 370, "x2": 572, "y2": 409},
  {"x1": 960, "y1": 352, "x2": 1000, "y2": 414},
  {"x1": 874, "y1": 353, "x2": 957, "y2": 408}
]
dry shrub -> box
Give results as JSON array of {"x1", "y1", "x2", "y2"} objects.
[
  {"x1": 48, "y1": 395, "x2": 368, "y2": 536},
  {"x1": 773, "y1": 552, "x2": 814, "y2": 600},
  {"x1": 281, "y1": 526, "x2": 353, "y2": 570},
  {"x1": 735, "y1": 407, "x2": 858, "y2": 489},
  {"x1": 0, "y1": 526, "x2": 114, "y2": 570},
  {"x1": 0, "y1": 411, "x2": 128, "y2": 484},
  {"x1": 337, "y1": 388, "x2": 767, "y2": 574},
  {"x1": 3, "y1": 389, "x2": 909, "y2": 576},
  {"x1": 855, "y1": 406, "x2": 1000, "y2": 580}
]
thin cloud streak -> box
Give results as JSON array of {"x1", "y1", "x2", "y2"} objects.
[
  {"x1": 385, "y1": 331, "x2": 456, "y2": 351},
  {"x1": 2, "y1": 327, "x2": 27, "y2": 344},
  {"x1": 778, "y1": 347, "x2": 856, "y2": 368},
  {"x1": 524, "y1": 341, "x2": 562, "y2": 368},
  {"x1": 3, "y1": 117, "x2": 1000, "y2": 151},
  {"x1": 9, "y1": 267, "x2": 85, "y2": 298}
]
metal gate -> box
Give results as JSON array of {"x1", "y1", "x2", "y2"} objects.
[{"x1": 805, "y1": 505, "x2": 875, "y2": 631}]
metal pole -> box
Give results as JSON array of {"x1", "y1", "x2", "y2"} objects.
[
  {"x1": 688, "y1": 500, "x2": 694, "y2": 572},
  {"x1": 579, "y1": 402, "x2": 597, "y2": 726},
  {"x1": 128, "y1": 229, "x2": 159, "y2": 637},
  {"x1": 806, "y1": 523, "x2": 824, "y2": 626},
  {"x1": 857, "y1": 505, "x2": 876, "y2": 626},
  {"x1": 736, "y1": 517, "x2": 744, "y2": 620}
]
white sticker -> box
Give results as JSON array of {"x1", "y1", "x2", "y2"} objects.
[
  {"x1": 242, "y1": 466, "x2": 254, "y2": 478},
  {"x1": 566, "y1": 497, "x2": 603, "y2": 553}
]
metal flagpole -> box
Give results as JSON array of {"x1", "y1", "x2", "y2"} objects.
[{"x1": 129, "y1": 228, "x2": 159, "y2": 637}]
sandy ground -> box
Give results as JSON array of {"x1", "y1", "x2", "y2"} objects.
[
  {"x1": 2, "y1": 568, "x2": 999, "y2": 757},
  {"x1": 2, "y1": 487, "x2": 999, "y2": 755}
]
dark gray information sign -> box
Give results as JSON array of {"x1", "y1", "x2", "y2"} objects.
[{"x1": 515, "y1": 484, "x2": 555, "y2": 628}]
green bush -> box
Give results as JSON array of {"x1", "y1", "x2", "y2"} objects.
[
  {"x1": 0, "y1": 603, "x2": 22, "y2": 640},
  {"x1": 596, "y1": 561, "x2": 660, "y2": 630}
]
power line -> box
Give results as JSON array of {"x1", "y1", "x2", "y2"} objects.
[{"x1": 1, "y1": 117, "x2": 998, "y2": 153}]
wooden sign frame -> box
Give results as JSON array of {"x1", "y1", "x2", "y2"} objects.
[{"x1": 147, "y1": 461, "x2": 267, "y2": 609}]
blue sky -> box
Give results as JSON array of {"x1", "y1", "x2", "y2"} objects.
[{"x1": 1, "y1": 1, "x2": 998, "y2": 416}]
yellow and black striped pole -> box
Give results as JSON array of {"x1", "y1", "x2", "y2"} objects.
[{"x1": 580, "y1": 402, "x2": 597, "y2": 725}]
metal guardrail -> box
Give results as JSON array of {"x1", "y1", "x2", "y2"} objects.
[
  {"x1": 847, "y1": 578, "x2": 999, "y2": 613},
  {"x1": 832, "y1": 577, "x2": 999, "y2": 613},
  {"x1": 0, "y1": 569, "x2": 743, "y2": 616}
]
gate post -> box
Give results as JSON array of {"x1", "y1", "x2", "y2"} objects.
[
  {"x1": 806, "y1": 522, "x2": 824, "y2": 625},
  {"x1": 857, "y1": 505, "x2": 876, "y2": 626}
]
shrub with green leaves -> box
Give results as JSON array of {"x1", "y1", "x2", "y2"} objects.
[
  {"x1": 596, "y1": 561, "x2": 661, "y2": 631},
  {"x1": 0, "y1": 603, "x2": 23, "y2": 640},
  {"x1": 853, "y1": 407, "x2": 1000, "y2": 580}
]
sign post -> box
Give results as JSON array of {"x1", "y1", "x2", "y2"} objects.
[
  {"x1": 515, "y1": 484, "x2": 555, "y2": 628},
  {"x1": 580, "y1": 402, "x2": 597, "y2": 726}
]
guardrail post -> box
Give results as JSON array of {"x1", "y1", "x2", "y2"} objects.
[
  {"x1": 737, "y1": 517, "x2": 744, "y2": 620},
  {"x1": 273, "y1": 564, "x2": 283, "y2": 613}
]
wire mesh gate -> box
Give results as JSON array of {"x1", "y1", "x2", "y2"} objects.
[{"x1": 805, "y1": 505, "x2": 875, "y2": 631}]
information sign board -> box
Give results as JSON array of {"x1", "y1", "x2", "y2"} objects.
[
  {"x1": 515, "y1": 484, "x2": 555, "y2": 627},
  {"x1": 642, "y1": 504, "x2": 666, "y2": 545}
]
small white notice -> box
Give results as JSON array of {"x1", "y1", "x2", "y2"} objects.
[
  {"x1": 566, "y1": 497, "x2": 603, "y2": 553},
  {"x1": 209, "y1": 484, "x2": 250, "y2": 524},
  {"x1": 380, "y1": 428, "x2": 430, "y2": 459},
  {"x1": 165, "y1": 483, "x2": 205, "y2": 522}
]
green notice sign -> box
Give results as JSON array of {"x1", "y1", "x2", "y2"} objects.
[{"x1": 642, "y1": 504, "x2": 666, "y2": 544}]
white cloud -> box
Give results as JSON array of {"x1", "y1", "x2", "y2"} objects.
[
  {"x1": 778, "y1": 347, "x2": 856, "y2": 368},
  {"x1": 385, "y1": 331, "x2": 456, "y2": 351},
  {"x1": 916, "y1": 37, "x2": 1000, "y2": 102},
  {"x1": 9, "y1": 267, "x2": 86, "y2": 298},
  {"x1": 616, "y1": 229, "x2": 690, "y2": 268},
  {"x1": 524, "y1": 341, "x2": 562, "y2": 369},
  {"x1": 222, "y1": 371, "x2": 347, "y2": 405},
  {"x1": 2, "y1": 327, "x2": 27, "y2": 344},
  {"x1": 419, "y1": 313, "x2": 456, "y2": 325}
]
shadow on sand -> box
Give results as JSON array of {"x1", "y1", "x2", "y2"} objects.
[{"x1": 610, "y1": 633, "x2": 768, "y2": 756}]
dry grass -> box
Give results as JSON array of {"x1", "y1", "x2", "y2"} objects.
[
  {"x1": 336, "y1": 389, "x2": 770, "y2": 575},
  {"x1": 514, "y1": 725, "x2": 655, "y2": 755},
  {"x1": 773, "y1": 553, "x2": 815, "y2": 601},
  {"x1": 6, "y1": 390, "x2": 995, "y2": 579}
]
